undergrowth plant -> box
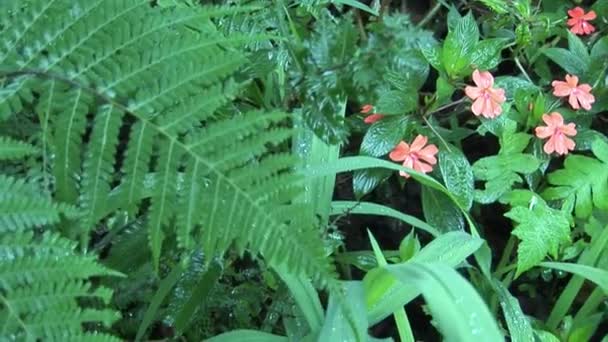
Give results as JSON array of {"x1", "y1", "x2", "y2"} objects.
[{"x1": 0, "y1": 0, "x2": 607, "y2": 341}]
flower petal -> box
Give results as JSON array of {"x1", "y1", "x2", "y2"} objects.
[
  {"x1": 543, "y1": 137, "x2": 556, "y2": 154},
  {"x1": 535, "y1": 126, "x2": 553, "y2": 139},
  {"x1": 552, "y1": 80, "x2": 572, "y2": 97},
  {"x1": 417, "y1": 144, "x2": 438, "y2": 164},
  {"x1": 465, "y1": 86, "x2": 483, "y2": 100},
  {"x1": 389, "y1": 141, "x2": 410, "y2": 161},
  {"x1": 473, "y1": 70, "x2": 494, "y2": 88},
  {"x1": 413, "y1": 160, "x2": 433, "y2": 174},
  {"x1": 568, "y1": 93, "x2": 581, "y2": 109},
  {"x1": 568, "y1": 7, "x2": 585, "y2": 19},
  {"x1": 583, "y1": 10, "x2": 597, "y2": 20},
  {"x1": 471, "y1": 97, "x2": 486, "y2": 116},
  {"x1": 364, "y1": 113, "x2": 384, "y2": 124},
  {"x1": 410, "y1": 135, "x2": 428, "y2": 152},
  {"x1": 561, "y1": 123, "x2": 577, "y2": 136}
]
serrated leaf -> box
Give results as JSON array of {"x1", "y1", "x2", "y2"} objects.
[
  {"x1": 422, "y1": 186, "x2": 465, "y2": 232},
  {"x1": 0, "y1": 136, "x2": 37, "y2": 160},
  {"x1": 441, "y1": 12, "x2": 479, "y2": 77},
  {"x1": 473, "y1": 154, "x2": 539, "y2": 204},
  {"x1": 477, "y1": 0, "x2": 509, "y2": 13},
  {"x1": 439, "y1": 148, "x2": 474, "y2": 210},
  {"x1": 542, "y1": 139, "x2": 608, "y2": 218},
  {"x1": 505, "y1": 202, "x2": 571, "y2": 276},
  {"x1": 420, "y1": 44, "x2": 443, "y2": 72}
]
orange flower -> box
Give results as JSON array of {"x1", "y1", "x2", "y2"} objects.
[
  {"x1": 389, "y1": 135, "x2": 438, "y2": 178},
  {"x1": 567, "y1": 7, "x2": 596, "y2": 36},
  {"x1": 464, "y1": 70, "x2": 506, "y2": 119},
  {"x1": 552, "y1": 74, "x2": 595, "y2": 111},
  {"x1": 535, "y1": 112, "x2": 577, "y2": 156},
  {"x1": 360, "y1": 104, "x2": 384, "y2": 124}
]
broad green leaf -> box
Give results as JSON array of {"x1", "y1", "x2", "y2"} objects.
[
  {"x1": 399, "y1": 230, "x2": 421, "y2": 262},
  {"x1": 435, "y1": 76, "x2": 455, "y2": 106},
  {"x1": 471, "y1": 38, "x2": 508, "y2": 70},
  {"x1": 367, "y1": 231, "x2": 415, "y2": 342},
  {"x1": 352, "y1": 168, "x2": 392, "y2": 198},
  {"x1": 567, "y1": 31, "x2": 590, "y2": 66},
  {"x1": 375, "y1": 89, "x2": 418, "y2": 115},
  {"x1": 360, "y1": 116, "x2": 410, "y2": 157},
  {"x1": 319, "y1": 281, "x2": 367, "y2": 342},
  {"x1": 540, "y1": 262, "x2": 608, "y2": 294},
  {"x1": 385, "y1": 262, "x2": 503, "y2": 341},
  {"x1": 442, "y1": 12, "x2": 479, "y2": 77},
  {"x1": 276, "y1": 266, "x2": 324, "y2": 332},
  {"x1": 330, "y1": 201, "x2": 440, "y2": 237},
  {"x1": 420, "y1": 44, "x2": 443, "y2": 72},
  {"x1": 439, "y1": 147, "x2": 474, "y2": 210},
  {"x1": 543, "y1": 48, "x2": 587, "y2": 76},
  {"x1": 505, "y1": 201, "x2": 571, "y2": 276},
  {"x1": 495, "y1": 76, "x2": 538, "y2": 101},
  {"x1": 365, "y1": 232, "x2": 483, "y2": 324},
  {"x1": 206, "y1": 330, "x2": 288, "y2": 342},
  {"x1": 421, "y1": 186, "x2": 465, "y2": 232},
  {"x1": 492, "y1": 280, "x2": 534, "y2": 342},
  {"x1": 534, "y1": 330, "x2": 560, "y2": 342}
]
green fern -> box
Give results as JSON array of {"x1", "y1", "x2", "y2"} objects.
[
  {"x1": 0, "y1": 0, "x2": 336, "y2": 288},
  {"x1": 0, "y1": 136, "x2": 36, "y2": 160},
  {"x1": 0, "y1": 175, "x2": 121, "y2": 340}
]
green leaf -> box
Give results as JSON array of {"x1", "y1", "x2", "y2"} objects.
[
  {"x1": 540, "y1": 262, "x2": 608, "y2": 294},
  {"x1": 375, "y1": 90, "x2": 418, "y2": 115},
  {"x1": 206, "y1": 330, "x2": 288, "y2": 342},
  {"x1": 477, "y1": 0, "x2": 509, "y2": 13},
  {"x1": 420, "y1": 44, "x2": 443, "y2": 72},
  {"x1": 471, "y1": 38, "x2": 508, "y2": 70},
  {"x1": 364, "y1": 232, "x2": 483, "y2": 324},
  {"x1": 505, "y1": 201, "x2": 571, "y2": 276},
  {"x1": 543, "y1": 48, "x2": 588, "y2": 76},
  {"x1": 495, "y1": 76, "x2": 538, "y2": 101},
  {"x1": 0, "y1": 136, "x2": 37, "y2": 160},
  {"x1": 567, "y1": 30, "x2": 590, "y2": 66},
  {"x1": 319, "y1": 281, "x2": 368, "y2": 342},
  {"x1": 492, "y1": 280, "x2": 535, "y2": 342},
  {"x1": 439, "y1": 147, "x2": 474, "y2": 210},
  {"x1": 435, "y1": 76, "x2": 455, "y2": 106},
  {"x1": 276, "y1": 265, "x2": 324, "y2": 332},
  {"x1": 441, "y1": 12, "x2": 479, "y2": 77},
  {"x1": 360, "y1": 116, "x2": 410, "y2": 157},
  {"x1": 421, "y1": 186, "x2": 465, "y2": 232},
  {"x1": 385, "y1": 262, "x2": 503, "y2": 341},
  {"x1": 542, "y1": 139, "x2": 608, "y2": 218},
  {"x1": 473, "y1": 153, "x2": 539, "y2": 204},
  {"x1": 352, "y1": 168, "x2": 392, "y2": 198},
  {"x1": 330, "y1": 201, "x2": 440, "y2": 237},
  {"x1": 333, "y1": 0, "x2": 379, "y2": 15}
]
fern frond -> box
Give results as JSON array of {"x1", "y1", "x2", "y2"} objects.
[
  {"x1": 78, "y1": 105, "x2": 124, "y2": 236},
  {"x1": 0, "y1": 176, "x2": 62, "y2": 232},
  {"x1": 0, "y1": 177, "x2": 120, "y2": 340},
  {"x1": 0, "y1": 135, "x2": 36, "y2": 160},
  {"x1": 1, "y1": 0, "x2": 338, "y2": 289}
]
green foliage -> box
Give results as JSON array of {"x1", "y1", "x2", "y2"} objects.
[
  {"x1": 473, "y1": 124, "x2": 540, "y2": 204},
  {"x1": 0, "y1": 0, "x2": 336, "y2": 289},
  {"x1": 505, "y1": 200, "x2": 571, "y2": 276},
  {"x1": 543, "y1": 139, "x2": 608, "y2": 218},
  {"x1": 0, "y1": 176, "x2": 121, "y2": 340}
]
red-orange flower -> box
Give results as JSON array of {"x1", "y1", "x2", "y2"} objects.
[
  {"x1": 567, "y1": 7, "x2": 596, "y2": 36},
  {"x1": 552, "y1": 74, "x2": 595, "y2": 111},
  {"x1": 464, "y1": 70, "x2": 506, "y2": 119},
  {"x1": 535, "y1": 112, "x2": 577, "y2": 156},
  {"x1": 360, "y1": 104, "x2": 384, "y2": 124},
  {"x1": 389, "y1": 135, "x2": 438, "y2": 178}
]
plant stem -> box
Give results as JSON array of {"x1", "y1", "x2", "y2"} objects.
[
  {"x1": 417, "y1": 1, "x2": 442, "y2": 28},
  {"x1": 514, "y1": 56, "x2": 533, "y2": 84},
  {"x1": 495, "y1": 236, "x2": 515, "y2": 279},
  {"x1": 422, "y1": 115, "x2": 452, "y2": 153},
  {"x1": 425, "y1": 98, "x2": 466, "y2": 117}
]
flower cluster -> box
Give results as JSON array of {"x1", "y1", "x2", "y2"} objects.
[{"x1": 362, "y1": 5, "x2": 598, "y2": 178}]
